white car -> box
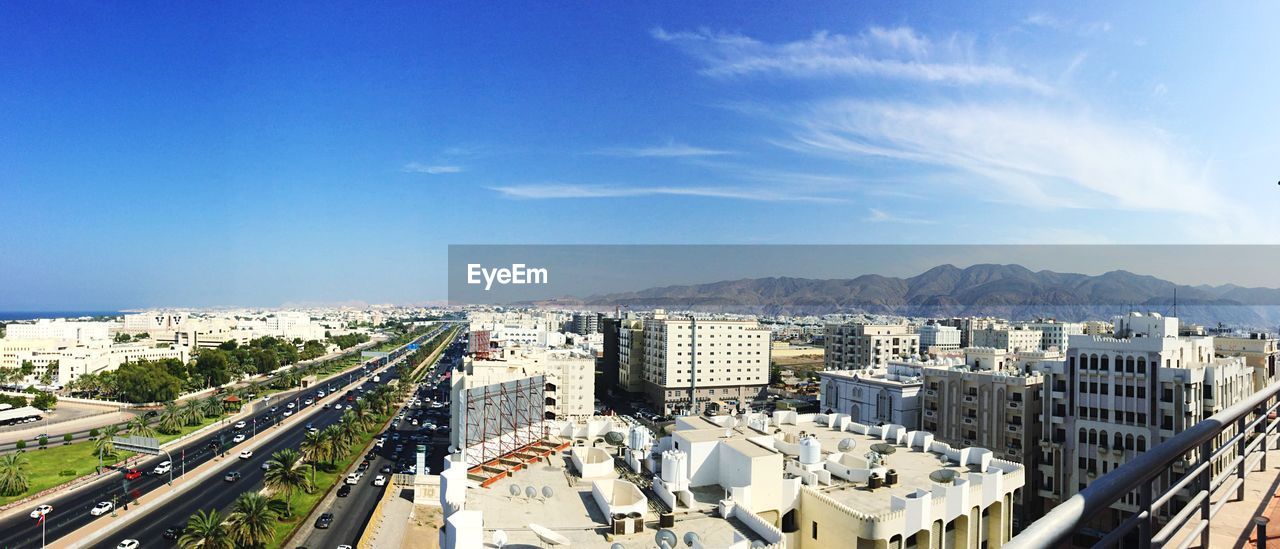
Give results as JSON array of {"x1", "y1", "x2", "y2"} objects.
[
  {"x1": 91, "y1": 501, "x2": 113, "y2": 516},
  {"x1": 152, "y1": 461, "x2": 172, "y2": 475},
  {"x1": 262, "y1": 462, "x2": 273, "y2": 470},
  {"x1": 117, "y1": 540, "x2": 140, "y2": 549},
  {"x1": 372, "y1": 474, "x2": 387, "y2": 486},
  {"x1": 29, "y1": 504, "x2": 52, "y2": 519},
  {"x1": 283, "y1": 410, "x2": 293, "y2": 418},
  {"x1": 234, "y1": 420, "x2": 246, "y2": 429},
  {"x1": 333, "y1": 404, "x2": 343, "y2": 410},
  {"x1": 337, "y1": 546, "x2": 353, "y2": 549},
  {"x1": 287, "y1": 402, "x2": 295, "y2": 409},
  {"x1": 232, "y1": 434, "x2": 246, "y2": 443},
  {"x1": 239, "y1": 450, "x2": 253, "y2": 459},
  {"x1": 304, "y1": 398, "x2": 314, "y2": 405},
  {"x1": 345, "y1": 472, "x2": 361, "y2": 485},
  {"x1": 375, "y1": 439, "x2": 385, "y2": 448}
]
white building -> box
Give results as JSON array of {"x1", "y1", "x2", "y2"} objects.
[
  {"x1": 919, "y1": 324, "x2": 961, "y2": 352},
  {"x1": 122, "y1": 311, "x2": 191, "y2": 334},
  {"x1": 824, "y1": 323, "x2": 919, "y2": 370},
  {"x1": 1, "y1": 340, "x2": 187, "y2": 387},
  {"x1": 1016, "y1": 319, "x2": 1084, "y2": 352},
  {"x1": 4, "y1": 319, "x2": 112, "y2": 343},
  {"x1": 817, "y1": 361, "x2": 924, "y2": 428}
]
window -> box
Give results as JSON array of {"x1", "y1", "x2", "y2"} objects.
[{"x1": 812, "y1": 521, "x2": 818, "y2": 540}]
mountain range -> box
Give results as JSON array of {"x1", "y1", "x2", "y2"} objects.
[{"x1": 522, "y1": 264, "x2": 1280, "y2": 327}]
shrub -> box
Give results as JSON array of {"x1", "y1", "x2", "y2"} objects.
[
  {"x1": 15, "y1": 440, "x2": 25, "y2": 450},
  {"x1": 89, "y1": 428, "x2": 99, "y2": 438},
  {"x1": 64, "y1": 433, "x2": 73, "y2": 445},
  {"x1": 37, "y1": 436, "x2": 48, "y2": 449},
  {"x1": 59, "y1": 469, "x2": 76, "y2": 477}
]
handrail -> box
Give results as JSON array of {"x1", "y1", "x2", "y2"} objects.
[{"x1": 1007, "y1": 377, "x2": 1280, "y2": 549}]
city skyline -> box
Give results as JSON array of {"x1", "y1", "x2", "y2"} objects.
[{"x1": 5, "y1": 3, "x2": 1279, "y2": 309}]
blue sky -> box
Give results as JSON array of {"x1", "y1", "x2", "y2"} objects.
[{"x1": 2, "y1": 2, "x2": 1278, "y2": 309}]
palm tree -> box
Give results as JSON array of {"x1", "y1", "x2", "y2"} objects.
[
  {"x1": 338, "y1": 413, "x2": 360, "y2": 448},
  {"x1": 319, "y1": 424, "x2": 344, "y2": 465},
  {"x1": 178, "y1": 508, "x2": 233, "y2": 549},
  {"x1": 0, "y1": 453, "x2": 30, "y2": 496},
  {"x1": 201, "y1": 396, "x2": 223, "y2": 419},
  {"x1": 156, "y1": 403, "x2": 183, "y2": 435},
  {"x1": 128, "y1": 415, "x2": 156, "y2": 438},
  {"x1": 95, "y1": 424, "x2": 121, "y2": 459},
  {"x1": 182, "y1": 400, "x2": 204, "y2": 426},
  {"x1": 348, "y1": 402, "x2": 373, "y2": 430},
  {"x1": 226, "y1": 492, "x2": 276, "y2": 547},
  {"x1": 299, "y1": 430, "x2": 325, "y2": 482},
  {"x1": 263, "y1": 449, "x2": 312, "y2": 518}
]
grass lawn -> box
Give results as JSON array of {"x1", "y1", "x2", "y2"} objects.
[{"x1": 0, "y1": 411, "x2": 231, "y2": 507}]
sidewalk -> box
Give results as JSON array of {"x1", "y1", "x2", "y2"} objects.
[{"x1": 1168, "y1": 435, "x2": 1280, "y2": 549}]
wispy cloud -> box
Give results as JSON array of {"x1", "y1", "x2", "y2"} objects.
[
  {"x1": 653, "y1": 26, "x2": 1053, "y2": 94},
  {"x1": 489, "y1": 183, "x2": 842, "y2": 203},
  {"x1": 784, "y1": 100, "x2": 1226, "y2": 215},
  {"x1": 1023, "y1": 14, "x2": 1111, "y2": 35},
  {"x1": 593, "y1": 142, "x2": 734, "y2": 157},
  {"x1": 865, "y1": 208, "x2": 935, "y2": 224},
  {"x1": 402, "y1": 162, "x2": 463, "y2": 174}
]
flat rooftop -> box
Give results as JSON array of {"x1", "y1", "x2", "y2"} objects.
[
  {"x1": 468, "y1": 448, "x2": 766, "y2": 547},
  {"x1": 773, "y1": 420, "x2": 979, "y2": 516}
]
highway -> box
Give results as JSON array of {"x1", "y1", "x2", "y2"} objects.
[
  {"x1": 0, "y1": 328, "x2": 440, "y2": 549},
  {"x1": 301, "y1": 332, "x2": 465, "y2": 548}
]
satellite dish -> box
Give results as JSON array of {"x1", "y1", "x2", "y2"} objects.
[
  {"x1": 683, "y1": 531, "x2": 702, "y2": 547},
  {"x1": 542, "y1": 485, "x2": 554, "y2": 499},
  {"x1": 655, "y1": 528, "x2": 678, "y2": 549},
  {"x1": 929, "y1": 469, "x2": 958, "y2": 484},
  {"x1": 525, "y1": 485, "x2": 537, "y2": 499},
  {"x1": 838, "y1": 438, "x2": 856, "y2": 452},
  {"x1": 870, "y1": 443, "x2": 897, "y2": 455},
  {"x1": 493, "y1": 529, "x2": 508, "y2": 547},
  {"x1": 508, "y1": 484, "x2": 521, "y2": 497}
]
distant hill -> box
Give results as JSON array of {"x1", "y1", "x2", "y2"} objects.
[{"x1": 525, "y1": 264, "x2": 1280, "y2": 328}]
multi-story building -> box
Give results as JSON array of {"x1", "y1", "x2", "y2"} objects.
[
  {"x1": 1035, "y1": 312, "x2": 1254, "y2": 530},
  {"x1": 921, "y1": 347, "x2": 1045, "y2": 528},
  {"x1": 617, "y1": 311, "x2": 770, "y2": 414},
  {"x1": 4, "y1": 319, "x2": 112, "y2": 343},
  {"x1": 938, "y1": 317, "x2": 1003, "y2": 348},
  {"x1": 818, "y1": 361, "x2": 924, "y2": 428},
  {"x1": 122, "y1": 311, "x2": 191, "y2": 334},
  {"x1": 823, "y1": 323, "x2": 918, "y2": 370},
  {"x1": 919, "y1": 324, "x2": 961, "y2": 353},
  {"x1": 1017, "y1": 319, "x2": 1084, "y2": 352},
  {"x1": 570, "y1": 312, "x2": 599, "y2": 336},
  {"x1": 2, "y1": 341, "x2": 187, "y2": 387},
  {"x1": 1082, "y1": 320, "x2": 1113, "y2": 336},
  {"x1": 1214, "y1": 332, "x2": 1280, "y2": 392},
  {"x1": 971, "y1": 325, "x2": 1043, "y2": 354},
  {"x1": 616, "y1": 317, "x2": 646, "y2": 393}
]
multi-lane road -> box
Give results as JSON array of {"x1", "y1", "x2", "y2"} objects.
[{"x1": 0, "y1": 328, "x2": 443, "y2": 549}]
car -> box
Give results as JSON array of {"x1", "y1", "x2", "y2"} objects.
[
  {"x1": 316, "y1": 391, "x2": 326, "y2": 398},
  {"x1": 162, "y1": 527, "x2": 181, "y2": 540},
  {"x1": 323, "y1": 403, "x2": 332, "y2": 409},
  {"x1": 117, "y1": 540, "x2": 140, "y2": 549},
  {"x1": 336, "y1": 484, "x2": 351, "y2": 497},
  {"x1": 283, "y1": 410, "x2": 293, "y2": 418},
  {"x1": 234, "y1": 420, "x2": 247, "y2": 429},
  {"x1": 239, "y1": 450, "x2": 253, "y2": 459},
  {"x1": 345, "y1": 472, "x2": 361, "y2": 485},
  {"x1": 124, "y1": 468, "x2": 142, "y2": 480},
  {"x1": 287, "y1": 402, "x2": 295, "y2": 409},
  {"x1": 333, "y1": 404, "x2": 343, "y2": 410},
  {"x1": 338, "y1": 545, "x2": 353, "y2": 549},
  {"x1": 270, "y1": 406, "x2": 278, "y2": 413},
  {"x1": 381, "y1": 465, "x2": 392, "y2": 474},
  {"x1": 224, "y1": 471, "x2": 242, "y2": 482},
  {"x1": 29, "y1": 504, "x2": 52, "y2": 519},
  {"x1": 375, "y1": 439, "x2": 385, "y2": 448},
  {"x1": 314, "y1": 512, "x2": 334, "y2": 529},
  {"x1": 144, "y1": 410, "x2": 158, "y2": 418},
  {"x1": 262, "y1": 462, "x2": 273, "y2": 470},
  {"x1": 232, "y1": 434, "x2": 246, "y2": 443},
  {"x1": 152, "y1": 461, "x2": 172, "y2": 475},
  {"x1": 308, "y1": 427, "x2": 319, "y2": 434},
  {"x1": 91, "y1": 501, "x2": 114, "y2": 516},
  {"x1": 304, "y1": 398, "x2": 314, "y2": 405},
  {"x1": 411, "y1": 419, "x2": 419, "y2": 426},
  {"x1": 372, "y1": 474, "x2": 387, "y2": 486}
]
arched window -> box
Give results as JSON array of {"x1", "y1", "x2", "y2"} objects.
[
  {"x1": 1137, "y1": 357, "x2": 1147, "y2": 374},
  {"x1": 1100, "y1": 355, "x2": 1110, "y2": 371},
  {"x1": 1099, "y1": 430, "x2": 1109, "y2": 449},
  {"x1": 1126, "y1": 356, "x2": 1135, "y2": 373},
  {"x1": 1089, "y1": 429, "x2": 1098, "y2": 445},
  {"x1": 1137, "y1": 436, "x2": 1146, "y2": 452}
]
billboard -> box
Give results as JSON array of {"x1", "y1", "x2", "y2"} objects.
[{"x1": 459, "y1": 374, "x2": 545, "y2": 467}]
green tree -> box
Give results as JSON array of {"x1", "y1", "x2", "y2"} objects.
[
  {"x1": 298, "y1": 430, "x2": 325, "y2": 484},
  {"x1": 263, "y1": 449, "x2": 312, "y2": 518},
  {"x1": 193, "y1": 350, "x2": 233, "y2": 388},
  {"x1": 115, "y1": 360, "x2": 183, "y2": 403},
  {"x1": 200, "y1": 396, "x2": 224, "y2": 419},
  {"x1": 31, "y1": 390, "x2": 57, "y2": 410},
  {"x1": 301, "y1": 340, "x2": 326, "y2": 361},
  {"x1": 225, "y1": 492, "x2": 276, "y2": 547},
  {"x1": 128, "y1": 415, "x2": 156, "y2": 438},
  {"x1": 178, "y1": 509, "x2": 234, "y2": 549},
  {"x1": 95, "y1": 424, "x2": 121, "y2": 459},
  {"x1": 319, "y1": 424, "x2": 344, "y2": 465},
  {"x1": 114, "y1": 332, "x2": 133, "y2": 343},
  {"x1": 63, "y1": 433, "x2": 73, "y2": 445},
  {"x1": 182, "y1": 400, "x2": 204, "y2": 426},
  {"x1": 0, "y1": 453, "x2": 30, "y2": 496},
  {"x1": 157, "y1": 402, "x2": 183, "y2": 435}
]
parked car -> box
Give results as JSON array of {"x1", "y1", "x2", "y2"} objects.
[
  {"x1": 162, "y1": 527, "x2": 181, "y2": 540},
  {"x1": 372, "y1": 475, "x2": 387, "y2": 486},
  {"x1": 345, "y1": 472, "x2": 361, "y2": 485},
  {"x1": 336, "y1": 484, "x2": 351, "y2": 497},
  {"x1": 315, "y1": 512, "x2": 334, "y2": 529},
  {"x1": 91, "y1": 501, "x2": 113, "y2": 516}
]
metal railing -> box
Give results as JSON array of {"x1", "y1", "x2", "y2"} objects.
[{"x1": 1008, "y1": 377, "x2": 1280, "y2": 549}]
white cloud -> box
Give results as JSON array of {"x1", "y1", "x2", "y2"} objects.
[
  {"x1": 785, "y1": 100, "x2": 1228, "y2": 216},
  {"x1": 653, "y1": 26, "x2": 1052, "y2": 94},
  {"x1": 594, "y1": 142, "x2": 734, "y2": 157},
  {"x1": 865, "y1": 208, "x2": 936, "y2": 224},
  {"x1": 489, "y1": 183, "x2": 842, "y2": 203},
  {"x1": 402, "y1": 162, "x2": 463, "y2": 174},
  {"x1": 1023, "y1": 13, "x2": 1111, "y2": 35}
]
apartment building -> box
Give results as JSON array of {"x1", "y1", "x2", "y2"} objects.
[
  {"x1": 617, "y1": 311, "x2": 770, "y2": 414},
  {"x1": 570, "y1": 312, "x2": 600, "y2": 335},
  {"x1": 4, "y1": 319, "x2": 112, "y2": 343},
  {"x1": 1017, "y1": 319, "x2": 1084, "y2": 352},
  {"x1": 920, "y1": 347, "x2": 1045, "y2": 528},
  {"x1": 823, "y1": 323, "x2": 919, "y2": 370},
  {"x1": 818, "y1": 361, "x2": 924, "y2": 428},
  {"x1": 937, "y1": 317, "x2": 1003, "y2": 348},
  {"x1": 1214, "y1": 332, "x2": 1280, "y2": 392},
  {"x1": 2, "y1": 340, "x2": 187, "y2": 386},
  {"x1": 1034, "y1": 312, "x2": 1254, "y2": 530},
  {"x1": 971, "y1": 325, "x2": 1043, "y2": 353},
  {"x1": 919, "y1": 324, "x2": 961, "y2": 353}
]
